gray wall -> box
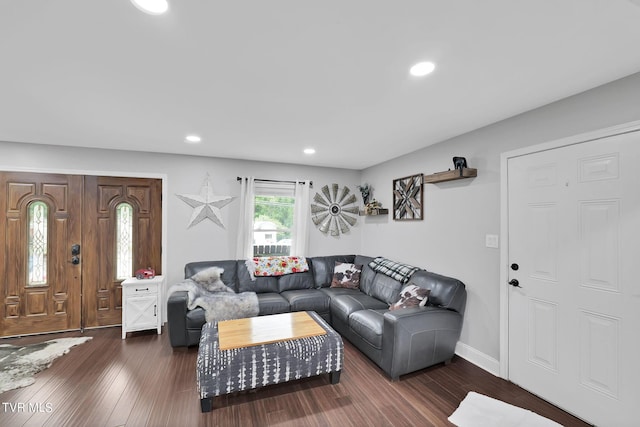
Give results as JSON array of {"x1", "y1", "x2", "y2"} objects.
[
  {"x1": 2, "y1": 70, "x2": 639, "y2": 368},
  {"x1": 0, "y1": 143, "x2": 362, "y2": 316},
  {"x1": 360, "y1": 71, "x2": 640, "y2": 362}
]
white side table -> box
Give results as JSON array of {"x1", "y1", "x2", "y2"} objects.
[{"x1": 121, "y1": 275, "x2": 164, "y2": 339}]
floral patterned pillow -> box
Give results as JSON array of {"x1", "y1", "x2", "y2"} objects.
[
  {"x1": 330, "y1": 262, "x2": 363, "y2": 289},
  {"x1": 389, "y1": 284, "x2": 430, "y2": 310}
]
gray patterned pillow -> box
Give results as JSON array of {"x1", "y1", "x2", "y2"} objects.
[{"x1": 389, "y1": 283, "x2": 430, "y2": 310}]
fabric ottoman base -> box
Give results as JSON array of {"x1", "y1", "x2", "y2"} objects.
[{"x1": 196, "y1": 311, "x2": 344, "y2": 412}]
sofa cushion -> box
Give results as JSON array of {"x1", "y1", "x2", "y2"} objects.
[
  {"x1": 330, "y1": 262, "x2": 362, "y2": 289},
  {"x1": 331, "y1": 293, "x2": 389, "y2": 324},
  {"x1": 190, "y1": 267, "x2": 235, "y2": 293},
  {"x1": 281, "y1": 289, "x2": 330, "y2": 313},
  {"x1": 185, "y1": 260, "x2": 239, "y2": 292},
  {"x1": 318, "y1": 287, "x2": 362, "y2": 299},
  {"x1": 349, "y1": 309, "x2": 385, "y2": 349},
  {"x1": 257, "y1": 293, "x2": 291, "y2": 315},
  {"x1": 185, "y1": 307, "x2": 206, "y2": 329},
  {"x1": 408, "y1": 270, "x2": 467, "y2": 314},
  {"x1": 367, "y1": 273, "x2": 403, "y2": 305},
  {"x1": 238, "y1": 265, "x2": 279, "y2": 293},
  {"x1": 277, "y1": 271, "x2": 315, "y2": 292},
  {"x1": 309, "y1": 255, "x2": 356, "y2": 288},
  {"x1": 390, "y1": 284, "x2": 431, "y2": 310},
  {"x1": 354, "y1": 255, "x2": 376, "y2": 295}
]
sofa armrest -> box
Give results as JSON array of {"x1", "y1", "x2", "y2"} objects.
[
  {"x1": 167, "y1": 291, "x2": 190, "y2": 347},
  {"x1": 382, "y1": 307, "x2": 463, "y2": 380}
]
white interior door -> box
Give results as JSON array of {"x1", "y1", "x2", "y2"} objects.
[{"x1": 507, "y1": 132, "x2": 640, "y2": 426}]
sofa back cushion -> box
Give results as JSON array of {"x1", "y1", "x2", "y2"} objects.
[
  {"x1": 237, "y1": 264, "x2": 279, "y2": 293},
  {"x1": 308, "y1": 255, "x2": 356, "y2": 288},
  {"x1": 366, "y1": 272, "x2": 403, "y2": 305},
  {"x1": 354, "y1": 255, "x2": 376, "y2": 294},
  {"x1": 184, "y1": 260, "x2": 239, "y2": 292},
  {"x1": 409, "y1": 270, "x2": 466, "y2": 314},
  {"x1": 278, "y1": 271, "x2": 315, "y2": 292}
]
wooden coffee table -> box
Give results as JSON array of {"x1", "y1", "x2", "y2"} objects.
[
  {"x1": 197, "y1": 311, "x2": 343, "y2": 412},
  {"x1": 218, "y1": 311, "x2": 327, "y2": 350}
]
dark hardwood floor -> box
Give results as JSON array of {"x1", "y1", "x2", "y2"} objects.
[{"x1": 1, "y1": 327, "x2": 591, "y2": 427}]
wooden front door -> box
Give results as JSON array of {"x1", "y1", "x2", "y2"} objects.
[
  {"x1": 82, "y1": 176, "x2": 162, "y2": 328},
  {"x1": 0, "y1": 173, "x2": 83, "y2": 336}
]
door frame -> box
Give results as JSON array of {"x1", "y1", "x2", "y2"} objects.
[
  {"x1": 0, "y1": 166, "x2": 168, "y2": 323},
  {"x1": 499, "y1": 119, "x2": 640, "y2": 379}
]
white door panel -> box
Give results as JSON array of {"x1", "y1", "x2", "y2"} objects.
[{"x1": 508, "y1": 132, "x2": 640, "y2": 426}]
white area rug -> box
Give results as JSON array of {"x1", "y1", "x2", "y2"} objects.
[
  {"x1": 0, "y1": 337, "x2": 92, "y2": 394},
  {"x1": 448, "y1": 391, "x2": 563, "y2": 427}
]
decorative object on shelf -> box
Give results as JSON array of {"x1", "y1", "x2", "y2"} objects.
[
  {"x1": 356, "y1": 183, "x2": 388, "y2": 216},
  {"x1": 423, "y1": 167, "x2": 478, "y2": 184},
  {"x1": 135, "y1": 267, "x2": 156, "y2": 279},
  {"x1": 393, "y1": 173, "x2": 424, "y2": 221},
  {"x1": 356, "y1": 183, "x2": 371, "y2": 205},
  {"x1": 176, "y1": 174, "x2": 235, "y2": 228},
  {"x1": 311, "y1": 184, "x2": 358, "y2": 236},
  {"x1": 453, "y1": 156, "x2": 468, "y2": 176},
  {"x1": 360, "y1": 199, "x2": 388, "y2": 216}
]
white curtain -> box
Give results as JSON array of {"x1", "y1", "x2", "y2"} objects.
[
  {"x1": 235, "y1": 176, "x2": 255, "y2": 259},
  {"x1": 291, "y1": 179, "x2": 311, "y2": 257}
]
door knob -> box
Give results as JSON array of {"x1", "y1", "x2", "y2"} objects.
[
  {"x1": 510, "y1": 263, "x2": 519, "y2": 271},
  {"x1": 509, "y1": 279, "x2": 521, "y2": 288},
  {"x1": 71, "y1": 256, "x2": 80, "y2": 265}
]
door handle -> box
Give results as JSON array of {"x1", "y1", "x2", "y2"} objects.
[
  {"x1": 509, "y1": 279, "x2": 521, "y2": 288},
  {"x1": 71, "y1": 255, "x2": 80, "y2": 265}
]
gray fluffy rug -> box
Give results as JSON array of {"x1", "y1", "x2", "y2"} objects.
[
  {"x1": 169, "y1": 279, "x2": 259, "y2": 322},
  {"x1": 0, "y1": 337, "x2": 92, "y2": 394}
]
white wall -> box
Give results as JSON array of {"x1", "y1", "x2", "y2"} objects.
[
  {"x1": 0, "y1": 143, "x2": 362, "y2": 309},
  {"x1": 360, "y1": 71, "x2": 640, "y2": 366}
]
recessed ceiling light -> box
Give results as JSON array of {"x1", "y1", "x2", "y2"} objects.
[
  {"x1": 185, "y1": 135, "x2": 201, "y2": 143},
  {"x1": 131, "y1": 0, "x2": 169, "y2": 15},
  {"x1": 410, "y1": 61, "x2": 436, "y2": 77},
  {"x1": 303, "y1": 148, "x2": 316, "y2": 155}
]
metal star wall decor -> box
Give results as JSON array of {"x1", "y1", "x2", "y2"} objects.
[
  {"x1": 311, "y1": 184, "x2": 359, "y2": 236},
  {"x1": 176, "y1": 174, "x2": 235, "y2": 228}
]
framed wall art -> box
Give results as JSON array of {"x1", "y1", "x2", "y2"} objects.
[{"x1": 393, "y1": 173, "x2": 424, "y2": 221}]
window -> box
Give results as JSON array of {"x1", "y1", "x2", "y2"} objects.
[
  {"x1": 116, "y1": 203, "x2": 133, "y2": 280},
  {"x1": 27, "y1": 201, "x2": 48, "y2": 286},
  {"x1": 253, "y1": 182, "x2": 295, "y2": 256}
]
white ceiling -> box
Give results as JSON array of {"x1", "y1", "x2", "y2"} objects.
[{"x1": 2, "y1": 1, "x2": 640, "y2": 170}]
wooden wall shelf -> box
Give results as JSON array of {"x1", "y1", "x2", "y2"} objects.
[
  {"x1": 359, "y1": 208, "x2": 388, "y2": 216},
  {"x1": 423, "y1": 168, "x2": 477, "y2": 184}
]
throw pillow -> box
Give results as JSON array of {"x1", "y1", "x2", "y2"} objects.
[
  {"x1": 389, "y1": 283, "x2": 430, "y2": 310},
  {"x1": 330, "y1": 262, "x2": 363, "y2": 289},
  {"x1": 191, "y1": 266, "x2": 234, "y2": 293}
]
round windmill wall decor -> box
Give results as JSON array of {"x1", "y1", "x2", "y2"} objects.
[{"x1": 311, "y1": 184, "x2": 359, "y2": 236}]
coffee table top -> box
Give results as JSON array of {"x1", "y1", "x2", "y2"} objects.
[{"x1": 218, "y1": 311, "x2": 327, "y2": 350}]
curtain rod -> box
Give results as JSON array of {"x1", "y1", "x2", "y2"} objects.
[{"x1": 236, "y1": 177, "x2": 313, "y2": 186}]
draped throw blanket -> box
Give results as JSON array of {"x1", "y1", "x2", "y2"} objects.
[
  {"x1": 168, "y1": 279, "x2": 259, "y2": 322},
  {"x1": 245, "y1": 256, "x2": 309, "y2": 281},
  {"x1": 368, "y1": 257, "x2": 420, "y2": 284}
]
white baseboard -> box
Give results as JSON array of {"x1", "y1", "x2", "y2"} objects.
[{"x1": 455, "y1": 342, "x2": 501, "y2": 377}]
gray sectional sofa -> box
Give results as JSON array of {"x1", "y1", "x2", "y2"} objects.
[{"x1": 167, "y1": 255, "x2": 466, "y2": 380}]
